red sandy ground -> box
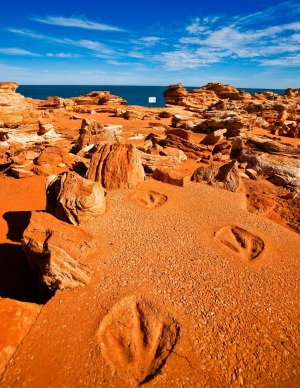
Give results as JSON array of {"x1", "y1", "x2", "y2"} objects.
[{"x1": 0, "y1": 109, "x2": 299, "y2": 387}]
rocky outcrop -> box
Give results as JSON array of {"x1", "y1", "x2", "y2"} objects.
[
  {"x1": 0, "y1": 298, "x2": 42, "y2": 377},
  {"x1": 46, "y1": 172, "x2": 106, "y2": 225},
  {"x1": 0, "y1": 82, "x2": 27, "y2": 128},
  {"x1": 202, "y1": 82, "x2": 251, "y2": 100},
  {"x1": 237, "y1": 136, "x2": 300, "y2": 188},
  {"x1": 159, "y1": 134, "x2": 207, "y2": 160},
  {"x1": 72, "y1": 91, "x2": 126, "y2": 106},
  {"x1": 139, "y1": 151, "x2": 180, "y2": 173},
  {"x1": 78, "y1": 118, "x2": 117, "y2": 150},
  {"x1": 22, "y1": 211, "x2": 97, "y2": 292},
  {"x1": 195, "y1": 111, "x2": 252, "y2": 137},
  {"x1": 191, "y1": 160, "x2": 242, "y2": 192},
  {"x1": 39, "y1": 96, "x2": 64, "y2": 109},
  {"x1": 86, "y1": 143, "x2": 145, "y2": 189}
]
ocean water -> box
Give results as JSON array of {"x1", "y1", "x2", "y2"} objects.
[{"x1": 18, "y1": 85, "x2": 286, "y2": 108}]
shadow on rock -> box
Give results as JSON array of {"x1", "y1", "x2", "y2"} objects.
[
  {"x1": 0, "y1": 243, "x2": 40, "y2": 303},
  {"x1": 3, "y1": 211, "x2": 32, "y2": 242}
]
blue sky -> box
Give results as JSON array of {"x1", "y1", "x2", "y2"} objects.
[{"x1": 0, "y1": 0, "x2": 299, "y2": 88}]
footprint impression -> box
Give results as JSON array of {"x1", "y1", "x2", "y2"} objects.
[
  {"x1": 131, "y1": 190, "x2": 168, "y2": 209},
  {"x1": 215, "y1": 225, "x2": 265, "y2": 260},
  {"x1": 97, "y1": 296, "x2": 178, "y2": 384}
]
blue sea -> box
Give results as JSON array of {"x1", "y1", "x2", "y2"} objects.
[{"x1": 18, "y1": 85, "x2": 286, "y2": 108}]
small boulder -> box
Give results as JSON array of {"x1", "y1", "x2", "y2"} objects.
[
  {"x1": 152, "y1": 167, "x2": 189, "y2": 187},
  {"x1": 46, "y1": 171, "x2": 106, "y2": 225},
  {"x1": 192, "y1": 160, "x2": 242, "y2": 192},
  {"x1": 22, "y1": 211, "x2": 97, "y2": 292}
]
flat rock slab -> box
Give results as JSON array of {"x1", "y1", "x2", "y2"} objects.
[{"x1": 0, "y1": 298, "x2": 41, "y2": 377}]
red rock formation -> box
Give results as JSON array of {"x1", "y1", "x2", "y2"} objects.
[
  {"x1": 192, "y1": 160, "x2": 242, "y2": 192},
  {"x1": 86, "y1": 143, "x2": 145, "y2": 189},
  {"x1": 22, "y1": 211, "x2": 97, "y2": 292},
  {"x1": 46, "y1": 171, "x2": 106, "y2": 225},
  {"x1": 78, "y1": 118, "x2": 117, "y2": 150}
]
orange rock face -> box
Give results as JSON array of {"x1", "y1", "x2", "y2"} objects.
[
  {"x1": 86, "y1": 143, "x2": 145, "y2": 189},
  {"x1": 22, "y1": 211, "x2": 97, "y2": 292}
]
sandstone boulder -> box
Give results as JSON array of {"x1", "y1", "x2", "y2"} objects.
[
  {"x1": 22, "y1": 211, "x2": 97, "y2": 292},
  {"x1": 78, "y1": 118, "x2": 117, "y2": 150},
  {"x1": 46, "y1": 171, "x2": 106, "y2": 225},
  {"x1": 191, "y1": 160, "x2": 242, "y2": 192},
  {"x1": 152, "y1": 167, "x2": 188, "y2": 187},
  {"x1": 36, "y1": 146, "x2": 73, "y2": 167},
  {"x1": 86, "y1": 143, "x2": 145, "y2": 189},
  {"x1": 200, "y1": 128, "x2": 227, "y2": 145}
]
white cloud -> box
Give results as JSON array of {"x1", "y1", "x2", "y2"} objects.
[
  {"x1": 30, "y1": 15, "x2": 125, "y2": 32},
  {"x1": 0, "y1": 47, "x2": 40, "y2": 56},
  {"x1": 46, "y1": 52, "x2": 80, "y2": 58},
  {"x1": 9, "y1": 28, "x2": 115, "y2": 57},
  {"x1": 260, "y1": 54, "x2": 300, "y2": 66}
]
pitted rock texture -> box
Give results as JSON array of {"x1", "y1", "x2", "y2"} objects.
[
  {"x1": 97, "y1": 296, "x2": 178, "y2": 384},
  {"x1": 22, "y1": 211, "x2": 96, "y2": 292},
  {"x1": 86, "y1": 143, "x2": 145, "y2": 190},
  {"x1": 46, "y1": 171, "x2": 106, "y2": 226}
]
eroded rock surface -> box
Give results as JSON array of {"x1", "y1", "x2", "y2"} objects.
[
  {"x1": 46, "y1": 171, "x2": 106, "y2": 225},
  {"x1": 22, "y1": 211, "x2": 96, "y2": 292},
  {"x1": 192, "y1": 160, "x2": 242, "y2": 192},
  {"x1": 86, "y1": 143, "x2": 145, "y2": 189}
]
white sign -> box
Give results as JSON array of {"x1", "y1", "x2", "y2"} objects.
[{"x1": 148, "y1": 97, "x2": 156, "y2": 103}]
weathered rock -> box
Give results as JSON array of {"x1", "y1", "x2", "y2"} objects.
[
  {"x1": 192, "y1": 160, "x2": 242, "y2": 192},
  {"x1": 194, "y1": 112, "x2": 251, "y2": 136},
  {"x1": 200, "y1": 128, "x2": 227, "y2": 145},
  {"x1": 10, "y1": 166, "x2": 34, "y2": 179},
  {"x1": 39, "y1": 96, "x2": 64, "y2": 109},
  {"x1": 202, "y1": 82, "x2": 250, "y2": 100},
  {"x1": 22, "y1": 211, "x2": 96, "y2": 292},
  {"x1": 165, "y1": 128, "x2": 191, "y2": 140},
  {"x1": 139, "y1": 151, "x2": 180, "y2": 173},
  {"x1": 38, "y1": 120, "x2": 55, "y2": 135},
  {"x1": 152, "y1": 167, "x2": 188, "y2": 187},
  {"x1": 159, "y1": 134, "x2": 207, "y2": 160},
  {"x1": 0, "y1": 298, "x2": 42, "y2": 377},
  {"x1": 237, "y1": 136, "x2": 300, "y2": 188},
  {"x1": 78, "y1": 118, "x2": 117, "y2": 150},
  {"x1": 86, "y1": 143, "x2": 145, "y2": 189},
  {"x1": 159, "y1": 146, "x2": 187, "y2": 161},
  {"x1": 72, "y1": 91, "x2": 126, "y2": 106},
  {"x1": 36, "y1": 146, "x2": 73, "y2": 167},
  {"x1": 46, "y1": 171, "x2": 106, "y2": 225},
  {"x1": 285, "y1": 88, "x2": 300, "y2": 99}
]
